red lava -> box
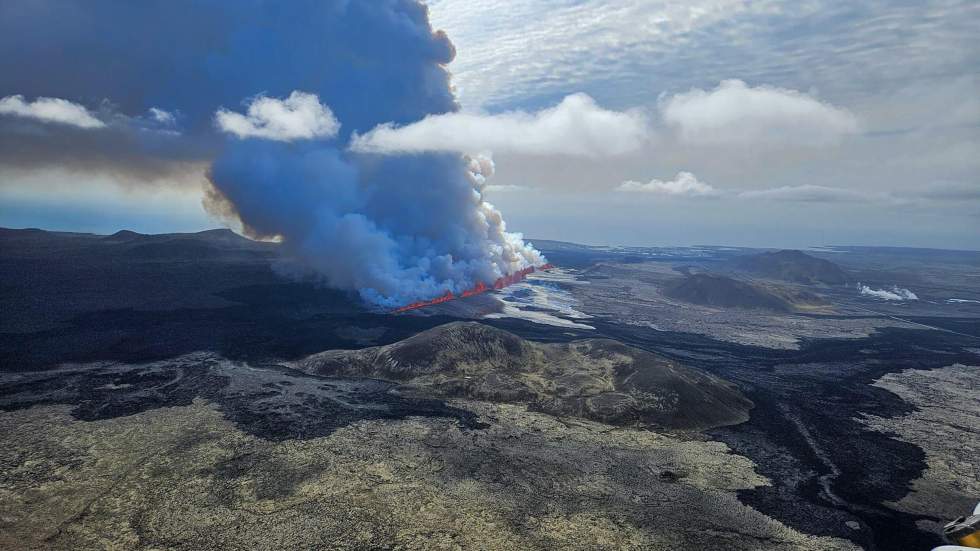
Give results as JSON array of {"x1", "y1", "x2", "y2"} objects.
[{"x1": 392, "y1": 263, "x2": 554, "y2": 313}]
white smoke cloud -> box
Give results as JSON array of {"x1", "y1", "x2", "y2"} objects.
[
  {"x1": 660, "y1": 79, "x2": 858, "y2": 146},
  {"x1": 857, "y1": 283, "x2": 918, "y2": 301},
  {"x1": 617, "y1": 171, "x2": 718, "y2": 196},
  {"x1": 215, "y1": 91, "x2": 340, "y2": 141},
  {"x1": 466, "y1": 154, "x2": 545, "y2": 272},
  {"x1": 0, "y1": 94, "x2": 105, "y2": 129},
  {"x1": 351, "y1": 93, "x2": 649, "y2": 157}
]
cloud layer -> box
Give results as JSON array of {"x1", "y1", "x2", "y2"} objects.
[
  {"x1": 215, "y1": 92, "x2": 340, "y2": 142},
  {"x1": 352, "y1": 93, "x2": 648, "y2": 157},
  {"x1": 617, "y1": 172, "x2": 717, "y2": 196},
  {"x1": 660, "y1": 80, "x2": 858, "y2": 146},
  {"x1": 429, "y1": 0, "x2": 978, "y2": 116},
  {"x1": 0, "y1": 95, "x2": 105, "y2": 129},
  {"x1": 737, "y1": 184, "x2": 888, "y2": 203},
  {"x1": 610, "y1": 173, "x2": 978, "y2": 213}
]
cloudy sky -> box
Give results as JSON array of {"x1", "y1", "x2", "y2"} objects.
[{"x1": 2, "y1": 0, "x2": 978, "y2": 249}]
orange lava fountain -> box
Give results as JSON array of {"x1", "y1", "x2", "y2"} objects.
[{"x1": 392, "y1": 263, "x2": 555, "y2": 313}]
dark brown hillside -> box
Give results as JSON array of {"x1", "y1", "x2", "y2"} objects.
[{"x1": 294, "y1": 321, "x2": 753, "y2": 431}]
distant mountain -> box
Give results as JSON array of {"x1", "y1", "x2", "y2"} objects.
[
  {"x1": 101, "y1": 229, "x2": 146, "y2": 243},
  {"x1": 0, "y1": 226, "x2": 271, "y2": 261},
  {"x1": 0, "y1": 227, "x2": 288, "y2": 333},
  {"x1": 728, "y1": 249, "x2": 848, "y2": 285},
  {"x1": 293, "y1": 321, "x2": 753, "y2": 431},
  {"x1": 664, "y1": 273, "x2": 792, "y2": 311}
]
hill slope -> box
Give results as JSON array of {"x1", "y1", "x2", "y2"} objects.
[
  {"x1": 729, "y1": 249, "x2": 848, "y2": 285},
  {"x1": 293, "y1": 322, "x2": 752, "y2": 431},
  {"x1": 664, "y1": 273, "x2": 792, "y2": 311}
]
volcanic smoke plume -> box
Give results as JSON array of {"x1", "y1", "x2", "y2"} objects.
[
  {"x1": 199, "y1": 2, "x2": 544, "y2": 307},
  {"x1": 0, "y1": 1, "x2": 543, "y2": 308},
  {"x1": 207, "y1": 145, "x2": 543, "y2": 307}
]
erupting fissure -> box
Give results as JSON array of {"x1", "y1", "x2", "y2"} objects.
[{"x1": 392, "y1": 264, "x2": 555, "y2": 313}]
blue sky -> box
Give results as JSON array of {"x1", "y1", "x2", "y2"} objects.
[{"x1": 1, "y1": 0, "x2": 977, "y2": 250}]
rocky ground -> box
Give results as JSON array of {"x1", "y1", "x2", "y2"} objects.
[
  {"x1": 860, "y1": 363, "x2": 980, "y2": 527},
  {"x1": 3, "y1": 229, "x2": 978, "y2": 550},
  {"x1": 568, "y1": 262, "x2": 920, "y2": 350},
  {"x1": 0, "y1": 398, "x2": 858, "y2": 550},
  {"x1": 293, "y1": 322, "x2": 753, "y2": 431}
]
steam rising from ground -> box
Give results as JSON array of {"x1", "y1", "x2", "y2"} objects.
[{"x1": 857, "y1": 283, "x2": 918, "y2": 301}]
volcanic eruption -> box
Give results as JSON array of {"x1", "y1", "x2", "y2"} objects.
[
  {"x1": 392, "y1": 263, "x2": 555, "y2": 313},
  {"x1": 3, "y1": 0, "x2": 546, "y2": 310},
  {"x1": 201, "y1": 2, "x2": 546, "y2": 309}
]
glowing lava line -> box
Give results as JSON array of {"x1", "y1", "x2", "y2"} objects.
[{"x1": 392, "y1": 263, "x2": 555, "y2": 313}]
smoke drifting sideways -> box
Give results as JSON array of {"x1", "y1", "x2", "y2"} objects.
[
  {"x1": 0, "y1": 1, "x2": 544, "y2": 307},
  {"x1": 207, "y1": 141, "x2": 543, "y2": 307},
  {"x1": 200, "y1": 8, "x2": 545, "y2": 307}
]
